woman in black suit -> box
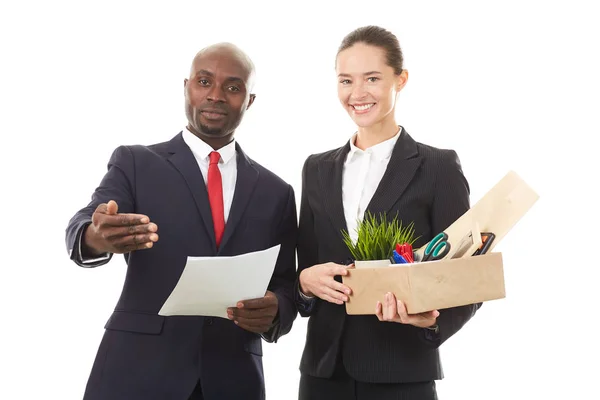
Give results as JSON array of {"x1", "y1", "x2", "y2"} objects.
[{"x1": 295, "y1": 25, "x2": 481, "y2": 400}]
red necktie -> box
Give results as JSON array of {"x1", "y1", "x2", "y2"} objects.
[{"x1": 207, "y1": 151, "x2": 225, "y2": 247}]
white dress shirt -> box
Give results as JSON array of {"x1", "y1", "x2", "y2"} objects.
[
  {"x1": 182, "y1": 127, "x2": 237, "y2": 222},
  {"x1": 342, "y1": 128, "x2": 401, "y2": 243},
  {"x1": 298, "y1": 128, "x2": 401, "y2": 301}
]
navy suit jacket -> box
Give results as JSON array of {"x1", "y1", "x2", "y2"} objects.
[{"x1": 65, "y1": 132, "x2": 298, "y2": 400}]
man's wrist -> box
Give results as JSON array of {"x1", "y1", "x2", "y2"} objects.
[{"x1": 81, "y1": 225, "x2": 104, "y2": 257}]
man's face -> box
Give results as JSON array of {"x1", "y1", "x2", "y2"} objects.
[{"x1": 184, "y1": 49, "x2": 255, "y2": 140}]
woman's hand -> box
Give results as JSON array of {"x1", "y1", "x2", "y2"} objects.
[
  {"x1": 299, "y1": 263, "x2": 353, "y2": 304},
  {"x1": 376, "y1": 292, "x2": 439, "y2": 328}
]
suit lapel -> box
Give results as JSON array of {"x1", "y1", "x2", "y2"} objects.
[
  {"x1": 366, "y1": 128, "x2": 423, "y2": 216},
  {"x1": 318, "y1": 143, "x2": 351, "y2": 239},
  {"x1": 166, "y1": 132, "x2": 217, "y2": 249},
  {"x1": 218, "y1": 143, "x2": 259, "y2": 253}
]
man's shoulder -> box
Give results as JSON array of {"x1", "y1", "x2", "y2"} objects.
[
  {"x1": 246, "y1": 156, "x2": 290, "y2": 191},
  {"x1": 131, "y1": 134, "x2": 179, "y2": 154},
  {"x1": 111, "y1": 132, "x2": 181, "y2": 158}
]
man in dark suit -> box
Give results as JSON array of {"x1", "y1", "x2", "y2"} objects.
[
  {"x1": 65, "y1": 43, "x2": 298, "y2": 400},
  {"x1": 295, "y1": 127, "x2": 481, "y2": 399}
]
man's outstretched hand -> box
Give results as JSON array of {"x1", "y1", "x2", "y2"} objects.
[
  {"x1": 227, "y1": 291, "x2": 279, "y2": 334},
  {"x1": 83, "y1": 200, "x2": 159, "y2": 255}
]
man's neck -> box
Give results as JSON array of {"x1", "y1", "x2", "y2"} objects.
[{"x1": 187, "y1": 125, "x2": 235, "y2": 150}]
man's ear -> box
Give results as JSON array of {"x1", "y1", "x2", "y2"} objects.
[{"x1": 247, "y1": 93, "x2": 256, "y2": 109}]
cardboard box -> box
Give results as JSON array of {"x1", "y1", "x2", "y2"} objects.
[
  {"x1": 342, "y1": 170, "x2": 538, "y2": 315},
  {"x1": 343, "y1": 252, "x2": 505, "y2": 314}
]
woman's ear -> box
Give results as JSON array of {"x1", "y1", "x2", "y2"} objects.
[{"x1": 397, "y1": 69, "x2": 409, "y2": 91}]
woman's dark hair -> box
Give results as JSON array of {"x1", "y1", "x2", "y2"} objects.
[{"x1": 337, "y1": 25, "x2": 404, "y2": 75}]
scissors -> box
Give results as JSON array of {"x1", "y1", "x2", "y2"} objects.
[{"x1": 422, "y1": 232, "x2": 451, "y2": 261}]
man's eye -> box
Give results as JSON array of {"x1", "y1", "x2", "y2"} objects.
[
  {"x1": 367, "y1": 77, "x2": 379, "y2": 83},
  {"x1": 228, "y1": 86, "x2": 240, "y2": 92},
  {"x1": 198, "y1": 79, "x2": 209, "y2": 85},
  {"x1": 340, "y1": 79, "x2": 351, "y2": 85}
]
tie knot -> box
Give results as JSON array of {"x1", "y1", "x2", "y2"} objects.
[{"x1": 209, "y1": 151, "x2": 221, "y2": 165}]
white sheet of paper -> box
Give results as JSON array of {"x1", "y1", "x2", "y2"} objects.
[{"x1": 158, "y1": 244, "x2": 281, "y2": 318}]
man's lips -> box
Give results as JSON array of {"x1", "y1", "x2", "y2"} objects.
[
  {"x1": 200, "y1": 108, "x2": 228, "y2": 120},
  {"x1": 200, "y1": 108, "x2": 227, "y2": 115}
]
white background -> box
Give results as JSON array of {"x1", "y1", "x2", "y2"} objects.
[{"x1": 1, "y1": 1, "x2": 598, "y2": 399}]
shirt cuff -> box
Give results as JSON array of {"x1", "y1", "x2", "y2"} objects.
[
  {"x1": 423, "y1": 325, "x2": 441, "y2": 342},
  {"x1": 298, "y1": 286, "x2": 315, "y2": 300},
  {"x1": 76, "y1": 223, "x2": 111, "y2": 265}
]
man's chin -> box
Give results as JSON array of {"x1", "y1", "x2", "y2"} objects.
[{"x1": 198, "y1": 123, "x2": 225, "y2": 137}]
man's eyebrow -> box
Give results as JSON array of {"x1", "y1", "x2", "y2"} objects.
[
  {"x1": 195, "y1": 69, "x2": 245, "y2": 84},
  {"x1": 195, "y1": 69, "x2": 215, "y2": 77},
  {"x1": 225, "y1": 76, "x2": 245, "y2": 84}
]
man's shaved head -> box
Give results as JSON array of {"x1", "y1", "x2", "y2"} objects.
[
  {"x1": 184, "y1": 42, "x2": 257, "y2": 149},
  {"x1": 189, "y1": 43, "x2": 256, "y2": 90}
]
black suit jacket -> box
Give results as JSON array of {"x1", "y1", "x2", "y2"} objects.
[
  {"x1": 65, "y1": 132, "x2": 298, "y2": 400},
  {"x1": 296, "y1": 128, "x2": 480, "y2": 383}
]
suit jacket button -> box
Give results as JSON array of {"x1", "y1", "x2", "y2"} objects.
[{"x1": 206, "y1": 317, "x2": 213, "y2": 325}]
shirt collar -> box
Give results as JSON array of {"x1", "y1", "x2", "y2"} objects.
[
  {"x1": 182, "y1": 127, "x2": 237, "y2": 164},
  {"x1": 347, "y1": 126, "x2": 402, "y2": 163}
]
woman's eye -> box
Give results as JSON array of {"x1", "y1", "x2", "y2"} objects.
[
  {"x1": 340, "y1": 79, "x2": 351, "y2": 85},
  {"x1": 367, "y1": 77, "x2": 379, "y2": 83}
]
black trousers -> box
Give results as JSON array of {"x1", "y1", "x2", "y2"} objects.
[
  {"x1": 188, "y1": 379, "x2": 204, "y2": 400},
  {"x1": 299, "y1": 360, "x2": 437, "y2": 400}
]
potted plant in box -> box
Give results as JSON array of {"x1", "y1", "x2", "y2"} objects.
[{"x1": 341, "y1": 211, "x2": 419, "y2": 268}]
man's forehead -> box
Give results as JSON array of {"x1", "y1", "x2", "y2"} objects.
[{"x1": 191, "y1": 49, "x2": 252, "y2": 81}]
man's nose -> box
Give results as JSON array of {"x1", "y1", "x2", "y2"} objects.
[{"x1": 207, "y1": 85, "x2": 226, "y2": 102}]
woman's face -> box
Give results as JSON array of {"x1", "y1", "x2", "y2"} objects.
[{"x1": 336, "y1": 43, "x2": 407, "y2": 128}]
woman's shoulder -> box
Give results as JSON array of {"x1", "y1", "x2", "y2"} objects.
[
  {"x1": 413, "y1": 140, "x2": 461, "y2": 165},
  {"x1": 302, "y1": 142, "x2": 351, "y2": 166}
]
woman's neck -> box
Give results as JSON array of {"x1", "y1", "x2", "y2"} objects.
[{"x1": 354, "y1": 117, "x2": 400, "y2": 150}]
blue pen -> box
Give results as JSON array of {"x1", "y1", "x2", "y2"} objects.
[{"x1": 392, "y1": 250, "x2": 408, "y2": 264}]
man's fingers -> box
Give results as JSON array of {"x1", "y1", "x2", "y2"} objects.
[
  {"x1": 99, "y1": 213, "x2": 151, "y2": 227},
  {"x1": 238, "y1": 295, "x2": 277, "y2": 309},
  {"x1": 103, "y1": 223, "x2": 158, "y2": 239},
  {"x1": 114, "y1": 233, "x2": 159, "y2": 250},
  {"x1": 234, "y1": 318, "x2": 272, "y2": 333},
  {"x1": 120, "y1": 241, "x2": 155, "y2": 253},
  {"x1": 106, "y1": 200, "x2": 118, "y2": 215},
  {"x1": 95, "y1": 203, "x2": 108, "y2": 214},
  {"x1": 231, "y1": 315, "x2": 273, "y2": 328},
  {"x1": 229, "y1": 307, "x2": 274, "y2": 320}
]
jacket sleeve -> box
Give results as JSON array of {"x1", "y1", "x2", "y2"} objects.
[
  {"x1": 421, "y1": 149, "x2": 481, "y2": 348},
  {"x1": 262, "y1": 184, "x2": 299, "y2": 342},
  {"x1": 65, "y1": 145, "x2": 136, "y2": 268},
  {"x1": 294, "y1": 156, "x2": 319, "y2": 317}
]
